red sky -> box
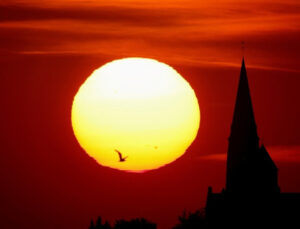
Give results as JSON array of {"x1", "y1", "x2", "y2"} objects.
[{"x1": 0, "y1": 1, "x2": 300, "y2": 229}]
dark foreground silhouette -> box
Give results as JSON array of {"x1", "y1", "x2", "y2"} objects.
[
  {"x1": 89, "y1": 217, "x2": 156, "y2": 229},
  {"x1": 172, "y1": 209, "x2": 207, "y2": 229},
  {"x1": 205, "y1": 58, "x2": 300, "y2": 228},
  {"x1": 89, "y1": 210, "x2": 207, "y2": 229}
]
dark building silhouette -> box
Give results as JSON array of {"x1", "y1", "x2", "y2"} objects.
[
  {"x1": 206, "y1": 59, "x2": 300, "y2": 228},
  {"x1": 226, "y1": 58, "x2": 279, "y2": 194}
]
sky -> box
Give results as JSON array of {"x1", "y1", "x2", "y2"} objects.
[{"x1": 0, "y1": 0, "x2": 300, "y2": 228}]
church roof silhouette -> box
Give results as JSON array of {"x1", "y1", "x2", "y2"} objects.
[{"x1": 205, "y1": 58, "x2": 300, "y2": 229}]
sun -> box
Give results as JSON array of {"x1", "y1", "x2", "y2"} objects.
[{"x1": 71, "y1": 58, "x2": 200, "y2": 172}]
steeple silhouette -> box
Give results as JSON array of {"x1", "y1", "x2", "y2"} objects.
[
  {"x1": 205, "y1": 58, "x2": 299, "y2": 229},
  {"x1": 230, "y1": 58, "x2": 258, "y2": 142},
  {"x1": 226, "y1": 58, "x2": 278, "y2": 193}
]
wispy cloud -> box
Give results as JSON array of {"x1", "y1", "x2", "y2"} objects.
[
  {"x1": 197, "y1": 145, "x2": 300, "y2": 163},
  {"x1": 268, "y1": 146, "x2": 300, "y2": 163},
  {"x1": 0, "y1": 5, "x2": 183, "y2": 26},
  {"x1": 0, "y1": 1, "x2": 300, "y2": 70}
]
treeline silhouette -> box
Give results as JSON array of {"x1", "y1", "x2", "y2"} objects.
[
  {"x1": 173, "y1": 209, "x2": 207, "y2": 229},
  {"x1": 89, "y1": 217, "x2": 156, "y2": 229},
  {"x1": 89, "y1": 209, "x2": 207, "y2": 229}
]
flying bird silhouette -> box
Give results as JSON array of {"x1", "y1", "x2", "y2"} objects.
[{"x1": 115, "y1": 149, "x2": 128, "y2": 162}]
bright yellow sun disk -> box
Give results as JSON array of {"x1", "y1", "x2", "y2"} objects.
[{"x1": 71, "y1": 58, "x2": 200, "y2": 172}]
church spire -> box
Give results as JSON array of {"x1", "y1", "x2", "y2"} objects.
[
  {"x1": 230, "y1": 58, "x2": 258, "y2": 141},
  {"x1": 226, "y1": 58, "x2": 260, "y2": 192}
]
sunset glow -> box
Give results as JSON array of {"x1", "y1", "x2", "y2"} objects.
[
  {"x1": 2, "y1": 1, "x2": 300, "y2": 228},
  {"x1": 71, "y1": 58, "x2": 200, "y2": 172}
]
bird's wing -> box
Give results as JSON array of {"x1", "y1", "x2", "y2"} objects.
[{"x1": 115, "y1": 149, "x2": 122, "y2": 159}]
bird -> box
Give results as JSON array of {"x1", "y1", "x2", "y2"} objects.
[{"x1": 115, "y1": 149, "x2": 128, "y2": 162}]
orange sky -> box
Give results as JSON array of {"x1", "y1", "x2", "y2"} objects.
[
  {"x1": 1, "y1": 0, "x2": 300, "y2": 70},
  {"x1": 0, "y1": 1, "x2": 300, "y2": 229}
]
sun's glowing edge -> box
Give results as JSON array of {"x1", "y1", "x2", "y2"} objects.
[{"x1": 71, "y1": 57, "x2": 200, "y2": 173}]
